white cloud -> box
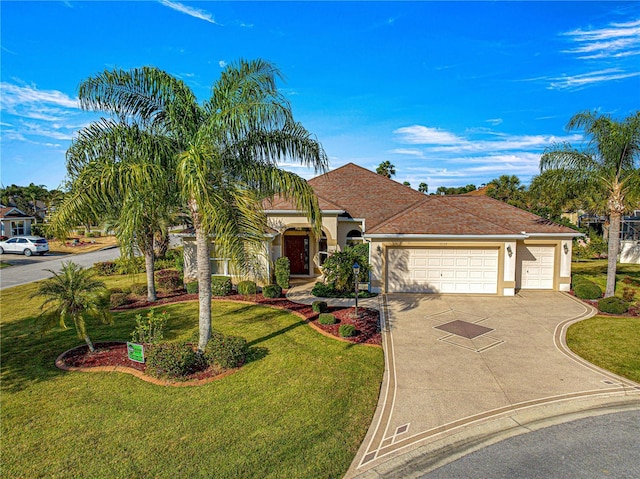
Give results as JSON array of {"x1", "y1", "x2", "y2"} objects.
[
  {"x1": 393, "y1": 125, "x2": 465, "y2": 145},
  {"x1": 485, "y1": 118, "x2": 503, "y2": 126},
  {"x1": 158, "y1": 0, "x2": 221, "y2": 25},
  {"x1": 547, "y1": 68, "x2": 640, "y2": 90},
  {"x1": 219, "y1": 60, "x2": 227, "y2": 68},
  {"x1": 389, "y1": 148, "x2": 426, "y2": 158},
  {"x1": 1, "y1": 82, "x2": 78, "y2": 110}
]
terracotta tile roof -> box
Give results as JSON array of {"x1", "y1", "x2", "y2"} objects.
[{"x1": 263, "y1": 163, "x2": 578, "y2": 237}]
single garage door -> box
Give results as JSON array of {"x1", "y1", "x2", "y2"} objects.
[
  {"x1": 516, "y1": 244, "x2": 555, "y2": 289},
  {"x1": 387, "y1": 248, "x2": 499, "y2": 294}
]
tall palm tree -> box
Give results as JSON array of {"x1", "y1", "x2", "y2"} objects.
[
  {"x1": 376, "y1": 161, "x2": 396, "y2": 178},
  {"x1": 541, "y1": 111, "x2": 640, "y2": 297},
  {"x1": 78, "y1": 60, "x2": 328, "y2": 351},
  {"x1": 51, "y1": 120, "x2": 177, "y2": 302},
  {"x1": 33, "y1": 261, "x2": 112, "y2": 352}
]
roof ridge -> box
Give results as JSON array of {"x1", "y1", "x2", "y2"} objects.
[{"x1": 367, "y1": 196, "x2": 431, "y2": 233}]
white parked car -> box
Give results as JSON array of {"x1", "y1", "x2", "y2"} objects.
[{"x1": 0, "y1": 236, "x2": 49, "y2": 256}]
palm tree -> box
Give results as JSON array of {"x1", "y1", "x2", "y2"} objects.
[
  {"x1": 51, "y1": 120, "x2": 177, "y2": 302},
  {"x1": 376, "y1": 161, "x2": 396, "y2": 178},
  {"x1": 418, "y1": 182, "x2": 428, "y2": 193},
  {"x1": 485, "y1": 175, "x2": 526, "y2": 208},
  {"x1": 33, "y1": 261, "x2": 112, "y2": 352},
  {"x1": 541, "y1": 111, "x2": 640, "y2": 297},
  {"x1": 78, "y1": 60, "x2": 327, "y2": 351}
]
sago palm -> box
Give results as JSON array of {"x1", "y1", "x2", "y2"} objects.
[
  {"x1": 541, "y1": 111, "x2": 640, "y2": 297},
  {"x1": 33, "y1": 261, "x2": 112, "y2": 352}
]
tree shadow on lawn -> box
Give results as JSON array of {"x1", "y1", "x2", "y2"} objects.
[{"x1": 246, "y1": 320, "x2": 308, "y2": 347}]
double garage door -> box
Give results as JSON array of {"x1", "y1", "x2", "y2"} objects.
[{"x1": 387, "y1": 248, "x2": 499, "y2": 294}]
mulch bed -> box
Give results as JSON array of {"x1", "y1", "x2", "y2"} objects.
[
  {"x1": 57, "y1": 291, "x2": 381, "y2": 385},
  {"x1": 112, "y1": 290, "x2": 382, "y2": 345}
]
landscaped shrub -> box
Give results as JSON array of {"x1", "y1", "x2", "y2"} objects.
[
  {"x1": 275, "y1": 257, "x2": 290, "y2": 289},
  {"x1": 573, "y1": 280, "x2": 602, "y2": 300},
  {"x1": 211, "y1": 276, "x2": 232, "y2": 296},
  {"x1": 130, "y1": 309, "x2": 169, "y2": 344},
  {"x1": 338, "y1": 324, "x2": 356, "y2": 338},
  {"x1": 110, "y1": 286, "x2": 132, "y2": 295},
  {"x1": 262, "y1": 284, "x2": 282, "y2": 298},
  {"x1": 110, "y1": 292, "x2": 130, "y2": 308},
  {"x1": 94, "y1": 261, "x2": 118, "y2": 276},
  {"x1": 598, "y1": 297, "x2": 629, "y2": 315},
  {"x1": 312, "y1": 282, "x2": 334, "y2": 297},
  {"x1": 154, "y1": 258, "x2": 175, "y2": 270},
  {"x1": 87, "y1": 232, "x2": 96, "y2": 238},
  {"x1": 312, "y1": 281, "x2": 377, "y2": 299},
  {"x1": 186, "y1": 281, "x2": 199, "y2": 294},
  {"x1": 155, "y1": 269, "x2": 183, "y2": 291},
  {"x1": 312, "y1": 300, "x2": 328, "y2": 313},
  {"x1": 115, "y1": 256, "x2": 146, "y2": 274},
  {"x1": 146, "y1": 341, "x2": 200, "y2": 379},
  {"x1": 204, "y1": 332, "x2": 249, "y2": 369},
  {"x1": 318, "y1": 313, "x2": 336, "y2": 325},
  {"x1": 130, "y1": 283, "x2": 148, "y2": 297},
  {"x1": 622, "y1": 287, "x2": 636, "y2": 303},
  {"x1": 237, "y1": 280, "x2": 257, "y2": 295},
  {"x1": 321, "y1": 244, "x2": 370, "y2": 293}
]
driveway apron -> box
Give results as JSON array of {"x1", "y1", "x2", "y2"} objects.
[{"x1": 347, "y1": 291, "x2": 640, "y2": 478}]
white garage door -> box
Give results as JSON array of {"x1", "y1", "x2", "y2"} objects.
[
  {"x1": 516, "y1": 245, "x2": 555, "y2": 289},
  {"x1": 387, "y1": 248, "x2": 499, "y2": 294}
]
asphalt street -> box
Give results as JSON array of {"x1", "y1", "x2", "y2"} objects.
[
  {"x1": 421, "y1": 409, "x2": 640, "y2": 479},
  {"x1": 0, "y1": 247, "x2": 120, "y2": 290}
]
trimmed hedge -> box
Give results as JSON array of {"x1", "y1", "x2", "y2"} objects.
[
  {"x1": 598, "y1": 297, "x2": 629, "y2": 314},
  {"x1": 204, "y1": 331, "x2": 249, "y2": 369},
  {"x1": 146, "y1": 342, "x2": 201, "y2": 379},
  {"x1": 262, "y1": 284, "x2": 282, "y2": 298},
  {"x1": 275, "y1": 257, "x2": 290, "y2": 289},
  {"x1": 130, "y1": 283, "x2": 148, "y2": 297},
  {"x1": 237, "y1": 280, "x2": 257, "y2": 295},
  {"x1": 94, "y1": 261, "x2": 118, "y2": 276},
  {"x1": 186, "y1": 281, "x2": 198, "y2": 294},
  {"x1": 338, "y1": 324, "x2": 356, "y2": 338},
  {"x1": 574, "y1": 280, "x2": 602, "y2": 300},
  {"x1": 155, "y1": 269, "x2": 183, "y2": 291},
  {"x1": 312, "y1": 301, "x2": 328, "y2": 313},
  {"x1": 211, "y1": 276, "x2": 232, "y2": 296},
  {"x1": 318, "y1": 313, "x2": 337, "y2": 325},
  {"x1": 110, "y1": 292, "x2": 130, "y2": 308}
]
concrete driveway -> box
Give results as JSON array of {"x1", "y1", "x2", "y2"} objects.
[{"x1": 347, "y1": 292, "x2": 640, "y2": 478}]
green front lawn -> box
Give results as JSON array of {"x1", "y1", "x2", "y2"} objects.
[
  {"x1": 567, "y1": 315, "x2": 640, "y2": 383},
  {"x1": 1, "y1": 280, "x2": 383, "y2": 478},
  {"x1": 572, "y1": 260, "x2": 640, "y2": 302}
]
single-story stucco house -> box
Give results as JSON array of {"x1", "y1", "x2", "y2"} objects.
[
  {"x1": 0, "y1": 205, "x2": 34, "y2": 238},
  {"x1": 184, "y1": 163, "x2": 580, "y2": 295}
]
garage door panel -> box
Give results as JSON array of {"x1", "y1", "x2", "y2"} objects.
[
  {"x1": 517, "y1": 245, "x2": 555, "y2": 290},
  {"x1": 388, "y1": 248, "x2": 499, "y2": 294}
]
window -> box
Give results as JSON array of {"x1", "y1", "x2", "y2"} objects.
[
  {"x1": 346, "y1": 229, "x2": 363, "y2": 247},
  {"x1": 11, "y1": 221, "x2": 25, "y2": 236},
  {"x1": 210, "y1": 257, "x2": 230, "y2": 276}
]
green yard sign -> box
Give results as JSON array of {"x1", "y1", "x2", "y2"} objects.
[{"x1": 127, "y1": 342, "x2": 145, "y2": 363}]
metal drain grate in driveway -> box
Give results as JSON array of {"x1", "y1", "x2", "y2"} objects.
[{"x1": 435, "y1": 319, "x2": 493, "y2": 339}]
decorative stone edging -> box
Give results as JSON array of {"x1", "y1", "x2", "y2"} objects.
[{"x1": 55, "y1": 343, "x2": 237, "y2": 387}]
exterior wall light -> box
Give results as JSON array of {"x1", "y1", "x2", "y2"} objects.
[
  {"x1": 507, "y1": 245, "x2": 513, "y2": 257},
  {"x1": 564, "y1": 243, "x2": 569, "y2": 254}
]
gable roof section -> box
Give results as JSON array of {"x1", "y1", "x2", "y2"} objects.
[{"x1": 0, "y1": 206, "x2": 33, "y2": 219}]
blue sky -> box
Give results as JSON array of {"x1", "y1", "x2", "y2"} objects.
[{"x1": 1, "y1": 1, "x2": 639, "y2": 192}]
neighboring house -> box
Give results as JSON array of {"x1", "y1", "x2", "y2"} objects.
[
  {"x1": 184, "y1": 163, "x2": 581, "y2": 295},
  {"x1": 0, "y1": 205, "x2": 34, "y2": 238}
]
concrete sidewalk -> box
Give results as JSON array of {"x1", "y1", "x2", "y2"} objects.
[
  {"x1": 344, "y1": 292, "x2": 640, "y2": 478},
  {"x1": 286, "y1": 279, "x2": 383, "y2": 310}
]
